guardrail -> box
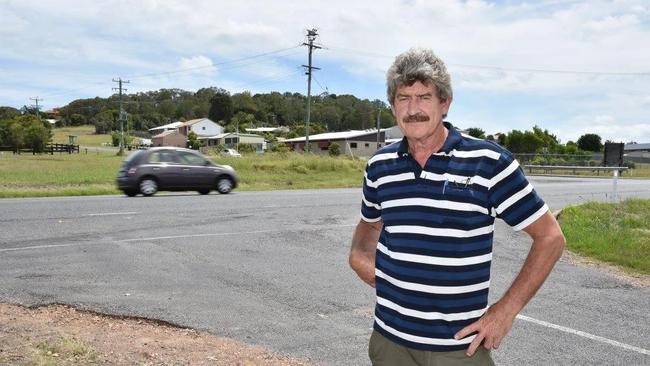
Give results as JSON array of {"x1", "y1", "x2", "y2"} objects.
[
  {"x1": 523, "y1": 165, "x2": 628, "y2": 175},
  {"x1": 523, "y1": 165, "x2": 628, "y2": 203}
]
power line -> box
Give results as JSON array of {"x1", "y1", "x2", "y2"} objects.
[
  {"x1": 127, "y1": 45, "x2": 303, "y2": 80},
  {"x1": 324, "y1": 45, "x2": 650, "y2": 77}
]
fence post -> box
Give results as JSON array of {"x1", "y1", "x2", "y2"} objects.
[{"x1": 611, "y1": 169, "x2": 619, "y2": 203}]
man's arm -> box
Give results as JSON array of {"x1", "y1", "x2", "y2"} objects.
[
  {"x1": 455, "y1": 210, "x2": 566, "y2": 356},
  {"x1": 349, "y1": 219, "x2": 383, "y2": 287}
]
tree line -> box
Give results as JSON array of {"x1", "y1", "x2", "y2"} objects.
[{"x1": 13, "y1": 87, "x2": 396, "y2": 138}]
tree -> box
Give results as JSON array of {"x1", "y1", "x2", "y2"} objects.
[
  {"x1": 466, "y1": 127, "x2": 485, "y2": 139},
  {"x1": 208, "y1": 90, "x2": 233, "y2": 123},
  {"x1": 69, "y1": 113, "x2": 86, "y2": 126},
  {"x1": 577, "y1": 133, "x2": 603, "y2": 152},
  {"x1": 3, "y1": 115, "x2": 52, "y2": 152},
  {"x1": 0, "y1": 106, "x2": 20, "y2": 121},
  {"x1": 187, "y1": 131, "x2": 202, "y2": 150}
]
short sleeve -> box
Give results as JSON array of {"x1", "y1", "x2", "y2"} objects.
[
  {"x1": 360, "y1": 161, "x2": 382, "y2": 223},
  {"x1": 488, "y1": 151, "x2": 548, "y2": 230}
]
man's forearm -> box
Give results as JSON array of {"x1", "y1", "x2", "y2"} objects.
[
  {"x1": 497, "y1": 228, "x2": 565, "y2": 317},
  {"x1": 349, "y1": 220, "x2": 382, "y2": 287}
]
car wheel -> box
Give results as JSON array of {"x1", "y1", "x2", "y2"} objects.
[
  {"x1": 198, "y1": 188, "x2": 210, "y2": 195},
  {"x1": 124, "y1": 190, "x2": 137, "y2": 197},
  {"x1": 216, "y1": 177, "x2": 233, "y2": 194},
  {"x1": 139, "y1": 177, "x2": 158, "y2": 196}
]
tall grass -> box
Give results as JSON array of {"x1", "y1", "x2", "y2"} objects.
[
  {"x1": 559, "y1": 199, "x2": 650, "y2": 275},
  {"x1": 0, "y1": 151, "x2": 367, "y2": 197}
]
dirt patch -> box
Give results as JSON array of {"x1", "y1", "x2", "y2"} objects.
[{"x1": 0, "y1": 303, "x2": 313, "y2": 366}]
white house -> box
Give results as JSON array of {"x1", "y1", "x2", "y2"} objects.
[{"x1": 179, "y1": 118, "x2": 223, "y2": 137}]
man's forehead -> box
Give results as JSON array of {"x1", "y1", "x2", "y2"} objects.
[{"x1": 396, "y1": 80, "x2": 436, "y2": 94}]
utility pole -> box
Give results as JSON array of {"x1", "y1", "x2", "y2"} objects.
[
  {"x1": 112, "y1": 77, "x2": 130, "y2": 156},
  {"x1": 376, "y1": 108, "x2": 381, "y2": 149},
  {"x1": 30, "y1": 97, "x2": 43, "y2": 122},
  {"x1": 302, "y1": 28, "x2": 321, "y2": 153}
]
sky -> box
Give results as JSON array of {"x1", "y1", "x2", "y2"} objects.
[{"x1": 1, "y1": 0, "x2": 650, "y2": 143}]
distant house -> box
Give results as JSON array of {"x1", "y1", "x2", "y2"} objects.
[
  {"x1": 245, "y1": 126, "x2": 290, "y2": 134},
  {"x1": 179, "y1": 118, "x2": 223, "y2": 137},
  {"x1": 148, "y1": 121, "x2": 184, "y2": 135},
  {"x1": 199, "y1": 132, "x2": 266, "y2": 152},
  {"x1": 624, "y1": 142, "x2": 650, "y2": 163},
  {"x1": 151, "y1": 130, "x2": 186, "y2": 147},
  {"x1": 283, "y1": 129, "x2": 388, "y2": 157}
]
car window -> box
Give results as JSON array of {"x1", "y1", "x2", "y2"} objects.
[
  {"x1": 177, "y1": 151, "x2": 208, "y2": 166},
  {"x1": 148, "y1": 150, "x2": 177, "y2": 164}
]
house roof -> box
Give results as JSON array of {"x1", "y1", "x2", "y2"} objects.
[
  {"x1": 245, "y1": 127, "x2": 289, "y2": 133},
  {"x1": 283, "y1": 129, "x2": 387, "y2": 143},
  {"x1": 198, "y1": 132, "x2": 263, "y2": 140},
  {"x1": 182, "y1": 118, "x2": 218, "y2": 126},
  {"x1": 624, "y1": 143, "x2": 650, "y2": 151},
  {"x1": 152, "y1": 130, "x2": 183, "y2": 138},
  {"x1": 148, "y1": 121, "x2": 183, "y2": 132}
]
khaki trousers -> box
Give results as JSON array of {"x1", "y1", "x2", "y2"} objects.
[{"x1": 369, "y1": 330, "x2": 496, "y2": 366}]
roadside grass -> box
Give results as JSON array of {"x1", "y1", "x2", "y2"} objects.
[
  {"x1": 52, "y1": 125, "x2": 111, "y2": 147},
  {"x1": 559, "y1": 199, "x2": 650, "y2": 275},
  {"x1": 27, "y1": 337, "x2": 99, "y2": 366},
  {"x1": 0, "y1": 151, "x2": 367, "y2": 197}
]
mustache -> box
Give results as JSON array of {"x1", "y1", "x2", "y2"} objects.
[{"x1": 403, "y1": 113, "x2": 430, "y2": 123}]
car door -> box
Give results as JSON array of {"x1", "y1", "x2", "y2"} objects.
[
  {"x1": 176, "y1": 150, "x2": 215, "y2": 189},
  {"x1": 146, "y1": 150, "x2": 184, "y2": 189}
]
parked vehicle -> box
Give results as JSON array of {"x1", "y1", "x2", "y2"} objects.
[
  {"x1": 220, "y1": 148, "x2": 242, "y2": 158},
  {"x1": 116, "y1": 147, "x2": 238, "y2": 197}
]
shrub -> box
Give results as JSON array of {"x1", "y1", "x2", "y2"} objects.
[{"x1": 328, "y1": 142, "x2": 341, "y2": 157}]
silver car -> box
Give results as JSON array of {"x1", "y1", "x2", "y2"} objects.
[{"x1": 116, "y1": 147, "x2": 238, "y2": 197}]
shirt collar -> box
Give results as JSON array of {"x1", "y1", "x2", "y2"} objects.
[{"x1": 397, "y1": 121, "x2": 460, "y2": 156}]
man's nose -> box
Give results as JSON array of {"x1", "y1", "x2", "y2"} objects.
[{"x1": 407, "y1": 98, "x2": 421, "y2": 115}]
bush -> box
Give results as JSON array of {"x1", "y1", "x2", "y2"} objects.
[
  {"x1": 328, "y1": 142, "x2": 341, "y2": 157},
  {"x1": 238, "y1": 143, "x2": 256, "y2": 153}
]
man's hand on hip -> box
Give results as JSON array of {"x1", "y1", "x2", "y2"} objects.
[{"x1": 454, "y1": 301, "x2": 516, "y2": 357}]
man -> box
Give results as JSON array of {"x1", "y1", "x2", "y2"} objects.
[{"x1": 349, "y1": 48, "x2": 565, "y2": 365}]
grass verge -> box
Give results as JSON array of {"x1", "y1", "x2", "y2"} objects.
[
  {"x1": 0, "y1": 151, "x2": 366, "y2": 198},
  {"x1": 559, "y1": 199, "x2": 650, "y2": 275}
]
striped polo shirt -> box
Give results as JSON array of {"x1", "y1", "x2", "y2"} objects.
[{"x1": 361, "y1": 122, "x2": 548, "y2": 352}]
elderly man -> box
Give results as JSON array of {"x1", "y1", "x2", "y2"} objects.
[{"x1": 349, "y1": 48, "x2": 565, "y2": 365}]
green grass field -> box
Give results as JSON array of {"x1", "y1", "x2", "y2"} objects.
[
  {"x1": 52, "y1": 125, "x2": 112, "y2": 147},
  {"x1": 0, "y1": 151, "x2": 366, "y2": 198},
  {"x1": 559, "y1": 199, "x2": 650, "y2": 275}
]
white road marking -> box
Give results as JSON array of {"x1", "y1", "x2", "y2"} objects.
[
  {"x1": 0, "y1": 224, "x2": 356, "y2": 252},
  {"x1": 517, "y1": 314, "x2": 650, "y2": 356},
  {"x1": 86, "y1": 212, "x2": 138, "y2": 216}
]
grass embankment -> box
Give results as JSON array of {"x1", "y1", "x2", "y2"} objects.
[
  {"x1": 0, "y1": 151, "x2": 366, "y2": 198},
  {"x1": 559, "y1": 199, "x2": 650, "y2": 275}
]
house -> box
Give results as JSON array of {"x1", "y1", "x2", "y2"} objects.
[
  {"x1": 151, "y1": 130, "x2": 186, "y2": 147},
  {"x1": 624, "y1": 142, "x2": 650, "y2": 163},
  {"x1": 199, "y1": 132, "x2": 266, "y2": 152},
  {"x1": 148, "y1": 121, "x2": 184, "y2": 135},
  {"x1": 283, "y1": 129, "x2": 388, "y2": 157},
  {"x1": 245, "y1": 126, "x2": 290, "y2": 134},
  {"x1": 178, "y1": 118, "x2": 223, "y2": 137}
]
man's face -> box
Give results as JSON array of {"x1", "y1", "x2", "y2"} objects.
[{"x1": 392, "y1": 81, "x2": 451, "y2": 141}]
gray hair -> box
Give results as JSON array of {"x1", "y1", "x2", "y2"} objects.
[{"x1": 386, "y1": 48, "x2": 452, "y2": 105}]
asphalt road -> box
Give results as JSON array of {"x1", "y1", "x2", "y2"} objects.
[{"x1": 1, "y1": 176, "x2": 649, "y2": 365}]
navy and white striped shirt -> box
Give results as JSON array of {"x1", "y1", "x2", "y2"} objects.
[{"x1": 361, "y1": 122, "x2": 548, "y2": 351}]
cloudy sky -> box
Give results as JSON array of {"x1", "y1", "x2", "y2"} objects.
[{"x1": 2, "y1": 0, "x2": 649, "y2": 143}]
